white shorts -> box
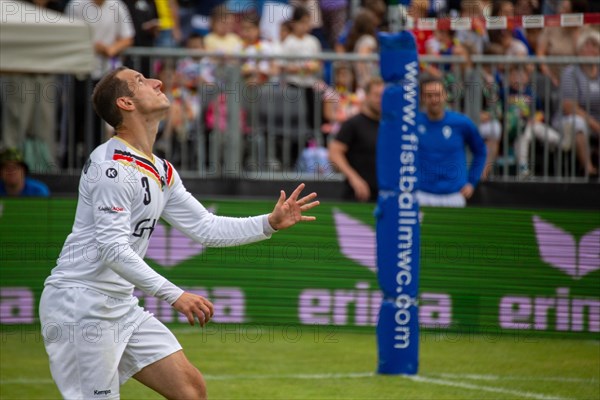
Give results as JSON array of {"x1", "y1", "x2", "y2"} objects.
[
  {"x1": 479, "y1": 120, "x2": 502, "y2": 141},
  {"x1": 416, "y1": 190, "x2": 466, "y2": 208},
  {"x1": 39, "y1": 285, "x2": 182, "y2": 399}
]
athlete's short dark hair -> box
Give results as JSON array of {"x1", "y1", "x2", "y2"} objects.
[
  {"x1": 92, "y1": 66, "x2": 134, "y2": 130},
  {"x1": 419, "y1": 74, "x2": 446, "y2": 94}
]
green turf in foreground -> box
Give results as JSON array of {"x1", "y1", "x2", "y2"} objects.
[{"x1": 0, "y1": 325, "x2": 598, "y2": 400}]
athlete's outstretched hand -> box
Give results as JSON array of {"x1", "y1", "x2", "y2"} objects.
[
  {"x1": 268, "y1": 183, "x2": 320, "y2": 231},
  {"x1": 173, "y1": 293, "x2": 214, "y2": 327}
]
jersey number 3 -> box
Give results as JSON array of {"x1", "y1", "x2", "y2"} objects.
[{"x1": 141, "y1": 177, "x2": 151, "y2": 205}]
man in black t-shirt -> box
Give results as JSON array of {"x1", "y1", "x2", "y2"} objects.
[{"x1": 329, "y1": 77, "x2": 384, "y2": 202}]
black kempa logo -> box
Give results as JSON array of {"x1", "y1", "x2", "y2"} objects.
[
  {"x1": 106, "y1": 168, "x2": 118, "y2": 179},
  {"x1": 93, "y1": 389, "x2": 112, "y2": 395}
]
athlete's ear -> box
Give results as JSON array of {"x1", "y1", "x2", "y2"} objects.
[{"x1": 116, "y1": 97, "x2": 135, "y2": 111}]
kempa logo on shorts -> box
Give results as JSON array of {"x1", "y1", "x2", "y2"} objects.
[{"x1": 93, "y1": 389, "x2": 112, "y2": 395}]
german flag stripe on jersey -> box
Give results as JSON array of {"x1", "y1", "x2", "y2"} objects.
[
  {"x1": 162, "y1": 159, "x2": 174, "y2": 186},
  {"x1": 113, "y1": 150, "x2": 163, "y2": 187}
]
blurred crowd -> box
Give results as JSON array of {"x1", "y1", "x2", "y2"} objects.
[{"x1": 1, "y1": 0, "x2": 599, "y2": 190}]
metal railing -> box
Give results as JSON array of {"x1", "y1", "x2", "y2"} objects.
[{"x1": 1, "y1": 49, "x2": 598, "y2": 182}]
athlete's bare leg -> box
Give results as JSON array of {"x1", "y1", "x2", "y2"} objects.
[{"x1": 133, "y1": 350, "x2": 207, "y2": 400}]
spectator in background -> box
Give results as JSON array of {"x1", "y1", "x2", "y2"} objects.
[
  {"x1": 273, "y1": 19, "x2": 293, "y2": 53},
  {"x1": 537, "y1": 0, "x2": 588, "y2": 88},
  {"x1": 455, "y1": 0, "x2": 488, "y2": 55},
  {"x1": 1, "y1": 73, "x2": 58, "y2": 172},
  {"x1": 1, "y1": 0, "x2": 60, "y2": 170},
  {"x1": 321, "y1": 62, "x2": 363, "y2": 136},
  {"x1": 425, "y1": 28, "x2": 457, "y2": 79},
  {"x1": 66, "y1": 0, "x2": 135, "y2": 83},
  {"x1": 122, "y1": 0, "x2": 159, "y2": 77},
  {"x1": 490, "y1": 0, "x2": 539, "y2": 56},
  {"x1": 335, "y1": 0, "x2": 386, "y2": 53},
  {"x1": 270, "y1": 19, "x2": 293, "y2": 76},
  {"x1": 280, "y1": 5, "x2": 322, "y2": 129},
  {"x1": 408, "y1": 0, "x2": 454, "y2": 80},
  {"x1": 239, "y1": 13, "x2": 279, "y2": 166},
  {"x1": 408, "y1": 0, "x2": 434, "y2": 56},
  {"x1": 154, "y1": 0, "x2": 181, "y2": 47},
  {"x1": 506, "y1": 66, "x2": 567, "y2": 178},
  {"x1": 258, "y1": 0, "x2": 290, "y2": 45},
  {"x1": 344, "y1": 8, "x2": 379, "y2": 90},
  {"x1": 66, "y1": 0, "x2": 134, "y2": 155},
  {"x1": 543, "y1": 0, "x2": 562, "y2": 14},
  {"x1": 501, "y1": 29, "x2": 529, "y2": 57},
  {"x1": 204, "y1": 4, "x2": 243, "y2": 53},
  {"x1": 177, "y1": 0, "x2": 195, "y2": 42},
  {"x1": 203, "y1": 4, "x2": 243, "y2": 97},
  {"x1": 514, "y1": 0, "x2": 541, "y2": 16},
  {"x1": 0, "y1": 148, "x2": 50, "y2": 197},
  {"x1": 240, "y1": 14, "x2": 277, "y2": 85},
  {"x1": 176, "y1": 34, "x2": 216, "y2": 86},
  {"x1": 291, "y1": 0, "x2": 326, "y2": 49},
  {"x1": 459, "y1": 42, "x2": 502, "y2": 181},
  {"x1": 416, "y1": 75, "x2": 487, "y2": 207},
  {"x1": 156, "y1": 56, "x2": 200, "y2": 163},
  {"x1": 224, "y1": 0, "x2": 258, "y2": 37},
  {"x1": 319, "y1": 0, "x2": 348, "y2": 50},
  {"x1": 553, "y1": 27, "x2": 600, "y2": 177},
  {"x1": 328, "y1": 77, "x2": 384, "y2": 202}
]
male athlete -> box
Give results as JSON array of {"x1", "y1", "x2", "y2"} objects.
[
  {"x1": 416, "y1": 75, "x2": 487, "y2": 207},
  {"x1": 39, "y1": 67, "x2": 320, "y2": 399}
]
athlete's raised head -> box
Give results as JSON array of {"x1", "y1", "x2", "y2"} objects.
[{"x1": 92, "y1": 67, "x2": 171, "y2": 156}]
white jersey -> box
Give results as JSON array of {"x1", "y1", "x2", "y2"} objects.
[{"x1": 45, "y1": 137, "x2": 273, "y2": 300}]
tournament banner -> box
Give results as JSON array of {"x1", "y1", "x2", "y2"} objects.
[{"x1": 375, "y1": 30, "x2": 420, "y2": 375}]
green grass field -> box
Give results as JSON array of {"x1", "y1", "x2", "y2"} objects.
[{"x1": 1, "y1": 325, "x2": 598, "y2": 400}]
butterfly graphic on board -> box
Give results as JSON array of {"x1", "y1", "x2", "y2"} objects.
[
  {"x1": 332, "y1": 209, "x2": 426, "y2": 273},
  {"x1": 146, "y1": 206, "x2": 217, "y2": 268},
  {"x1": 532, "y1": 215, "x2": 600, "y2": 280},
  {"x1": 332, "y1": 209, "x2": 377, "y2": 273}
]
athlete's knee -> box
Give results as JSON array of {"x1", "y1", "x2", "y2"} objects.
[
  {"x1": 176, "y1": 384, "x2": 206, "y2": 400},
  {"x1": 176, "y1": 368, "x2": 206, "y2": 400}
]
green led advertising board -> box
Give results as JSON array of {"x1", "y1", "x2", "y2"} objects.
[{"x1": 0, "y1": 199, "x2": 598, "y2": 338}]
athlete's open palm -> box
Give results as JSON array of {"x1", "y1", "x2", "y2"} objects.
[{"x1": 268, "y1": 183, "x2": 320, "y2": 230}]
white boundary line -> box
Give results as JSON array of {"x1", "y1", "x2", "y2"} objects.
[
  {"x1": 1, "y1": 371, "x2": 596, "y2": 387},
  {"x1": 434, "y1": 373, "x2": 598, "y2": 384},
  {"x1": 204, "y1": 372, "x2": 376, "y2": 381},
  {"x1": 1, "y1": 372, "x2": 597, "y2": 400},
  {"x1": 0, "y1": 378, "x2": 54, "y2": 385},
  {"x1": 407, "y1": 375, "x2": 574, "y2": 400}
]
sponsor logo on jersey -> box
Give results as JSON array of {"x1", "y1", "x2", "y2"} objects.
[
  {"x1": 105, "y1": 167, "x2": 118, "y2": 178},
  {"x1": 97, "y1": 206, "x2": 125, "y2": 214},
  {"x1": 442, "y1": 126, "x2": 452, "y2": 139}
]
